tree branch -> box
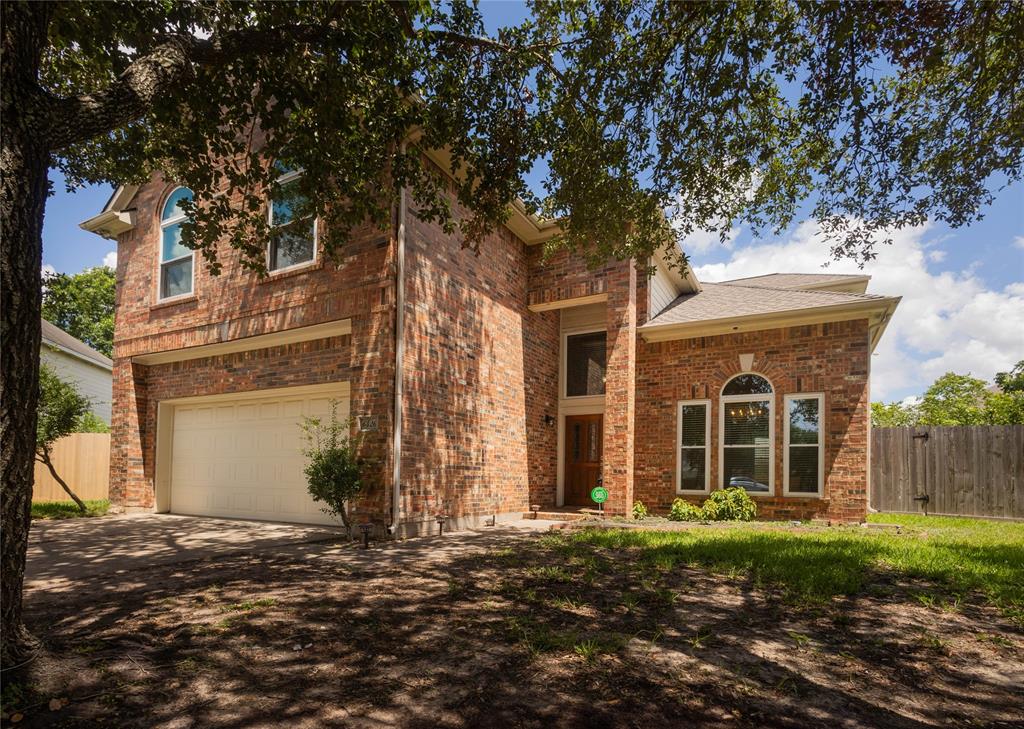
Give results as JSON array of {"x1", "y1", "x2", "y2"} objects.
[{"x1": 40, "y1": 22, "x2": 352, "y2": 151}]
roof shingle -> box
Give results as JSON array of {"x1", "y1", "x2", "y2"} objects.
[{"x1": 641, "y1": 282, "x2": 893, "y2": 329}]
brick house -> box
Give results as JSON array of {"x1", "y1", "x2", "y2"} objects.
[{"x1": 81, "y1": 155, "x2": 899, "y2": 535}]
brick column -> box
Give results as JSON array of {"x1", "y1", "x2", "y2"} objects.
[
  {"x1": 109, "y1": 358, "x2": 152, "y2": 510},
  {"x1": 603, "y1": 261, "x2": 637, "y2": 515}
]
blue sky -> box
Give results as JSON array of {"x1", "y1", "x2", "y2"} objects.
[{"x1": 45, "y1": 0, "x2": 1024, "y2": 403}]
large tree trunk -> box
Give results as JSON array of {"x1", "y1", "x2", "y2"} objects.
[{"x1": 1, "y1": 2, "x2": 52, "y2": 669}]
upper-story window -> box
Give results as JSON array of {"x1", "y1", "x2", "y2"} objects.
[
  {"x1": 268, "y1": 162, "x2": 316, "y2": 272},
  {"x1": 565, "y1": 330, "x2": 606, "y2": 397},
  {"x1": 720, "y1": 373, "x2": 773, "y2": 494},
  {"x1": 159, "y1": 187, "x2": 194, "y2": 300}
]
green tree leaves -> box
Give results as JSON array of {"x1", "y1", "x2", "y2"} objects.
[
  {"x1": 36, "y1": 364, "x2": 92, "y2": 452},
  {"x1": 43, "y1": 1, "x2": 1023, "y2": 276},
  {"x1": 871, "y1": 362, "x2": 1024, "y2": 427},
  {"x1": 41, "y1": 266, "x2": 115, "y2": 357}
]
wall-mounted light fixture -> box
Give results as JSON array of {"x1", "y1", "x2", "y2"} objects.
[{"x1": 543, "y1": 414, "x2": 555, "y2": 426}]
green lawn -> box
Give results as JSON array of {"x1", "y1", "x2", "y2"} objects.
[
  {"x1": 31, "y1": 499, "x2": 109, "y2": 520},
  {"x1": 567, "y1": 513, "x2": 1024, "y2": 622}
]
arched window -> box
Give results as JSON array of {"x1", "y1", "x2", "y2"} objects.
[
  {"x1": 722, "y1": 373, "x2": 773, "y2": 396},
  {"x1": 159, "y1": 187, "x2": 194, "y2": 300},
  {"x1": 268, "y1": 161, "x2": 316, "y2": 271},
  {"x1": 720, "y1": 373, "x2": 774, "y2": 493}
]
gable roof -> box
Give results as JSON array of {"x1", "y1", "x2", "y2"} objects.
[
  {"x1": 640, "y1": 281, "x2": 899, "y2": 350},
  {"x1": 717, "y1": 272, "x2": 871, "y2": 294},
  {"x1": 41, "y1": 319, "x2": 113, "y2": 370}
]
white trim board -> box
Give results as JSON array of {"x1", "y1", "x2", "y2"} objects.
[
  {"x1": 782, "y1": 392, "x2": 825, "y2": 498},
  {"x1": 132, "y1": 319, "x2": 352, "y2": 365}
]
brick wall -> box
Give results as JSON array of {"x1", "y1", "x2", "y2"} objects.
[
  {"x1": 108, "y1": 171, "x2": 873, "y2": 527},
  {"x1": 110, "y1": 169, "x2": 562, "y2": 529},
  {"x1": 526, "y1": 245, "x2": 621, "y2": 309},
  {"x1": 399, "y1": 188, "x2": 558, "y2": 529},
  {"x1": 108, "y1": 174, "x2": 396, "y2": 517},
  {"x1": 634, "y1": 320, "x2": 872, "y2": 521},
  {"x1": 111, "y1": 175, "x2": 394, "y2": 359}
]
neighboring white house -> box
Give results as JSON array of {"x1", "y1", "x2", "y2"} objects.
[{"x1": 40, "y1": 318, "x2": 113, "y2": 424}]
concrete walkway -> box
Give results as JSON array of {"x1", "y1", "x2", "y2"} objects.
[{"x1": 25, "y1": 513, "x2": 554, "y2": 595}]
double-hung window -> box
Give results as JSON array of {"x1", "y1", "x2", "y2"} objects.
[
  {"x1": 784, "y1": 394, "x2": 825, "y2": 496},
  {"x1": 720, "y1": 374, "x2": 773, "y2": 493},
  {"x1": 159, "y1": 187, "x2": 195, "y2": 300},
  {"x1": 268, "y1": 162, "x2": 316, "y2": 272},
  {"x1": 677, "y1": 400, "x2": 710, "y2": 493}
]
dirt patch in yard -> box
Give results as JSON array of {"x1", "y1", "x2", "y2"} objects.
[{"x1": 8, "y1": 530, "x2": 1023, "y2": 728}]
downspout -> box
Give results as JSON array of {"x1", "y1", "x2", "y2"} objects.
[{"x1": 390, "y1": 156, "x2": 407, "y2": 536}]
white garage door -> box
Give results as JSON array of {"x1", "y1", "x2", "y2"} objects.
[{"x1": 168, "y1": 386, "x2": 349, "y2": 525}]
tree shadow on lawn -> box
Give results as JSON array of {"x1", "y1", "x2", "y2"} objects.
[{"x1": 14, "y1": 530, "x2": 1024, "y2": 728}]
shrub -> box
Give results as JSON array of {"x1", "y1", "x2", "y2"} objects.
[
  {"x1": 668, "y1": 498, "x2": 703, "y2": 522},
  {"x1": 300, "y1": 401, "x2": 366, "y2": 537},
  {"x1": 701, "y1": 487, "x2": 757, "y2": 522},
  {"x1": 632, "y1": 501, "x2": 648, "y2": 520}
]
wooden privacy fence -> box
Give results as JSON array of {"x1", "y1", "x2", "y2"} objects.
[
  {"x1": 870, "y1": 425, "x2": 1024, "y2": 519},
  {"x1": 33, "y1": 432, "x2": 110, "y2": 502}
]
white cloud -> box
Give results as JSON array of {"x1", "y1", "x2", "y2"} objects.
[
  {"x1": 678, "y1": 225, "x2": 742, "y2": 255},
  {"x1": 103, "y1": 250, "x2": 117, "y2": 269},
  {"x1": 41, "y1": 264, "x2": 56, "y2": 277},
  {"x1": 927, "y1": 249, "x2": 947, "y2": 263},
  {"x1": 1014, "y1": 235, "x2": 1024, "y2": 250},
  {"x1": 694, "y1": 222, "x2": 1024, "y2": 401}
]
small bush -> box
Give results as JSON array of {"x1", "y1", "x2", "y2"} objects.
[
  {"x1": 300, "y1": 400, "x2": 367, "y2": 536},
  {"x1": 701, "y1": 487, "x2": 757, "y2": 522},
  {"x1": 632, "y1": 500, "x2": 648, "y2": 520},
  {"x1": 668, "y1": 498, "x2": 703, "y2": 522}
]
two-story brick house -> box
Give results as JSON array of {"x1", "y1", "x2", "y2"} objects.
[{"x1": 82, "y1": 152, "x2": 899, "y2": 535}]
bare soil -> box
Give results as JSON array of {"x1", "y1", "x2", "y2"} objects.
[{"x1": 7, "y1": 530, "x2": 1023, "y2": 728}]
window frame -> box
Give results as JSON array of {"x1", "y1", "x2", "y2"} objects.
[
  {"x1": 157, "y1": 186, "x2": 196, "y2": 303},
  {"x1": 266, "y1": 166, "x2": 318, "y2": 274},
  {"x1": 561, "y1": 326, "x2": 607, "y2": 400},
  {"x1": 676, "y1": 399, "x2": 711, "y2": 494},
  {"x1": 783, "y1": 392, "x2": 825, "y2": 498},
  {"x1": 719, "y1": 374, "x2": 775, "y2": 496}
]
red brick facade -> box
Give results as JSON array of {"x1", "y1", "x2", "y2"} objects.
[
  {"x1": 634, "y1": 320, "x2": 872, "y2": 521},
  {"x1": 398, "y1": 192, "x2": 559, "y2": 530},
  {"x1": 106, "y1": 173, "x2": 874, "y2": 529},
  {"x1": 109, "y1": 176, "x2": 396, "y2": 521}
]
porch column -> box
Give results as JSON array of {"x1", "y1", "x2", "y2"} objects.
[{"x1": 603, "y1": 261, "x2": 636, "y2": 515}]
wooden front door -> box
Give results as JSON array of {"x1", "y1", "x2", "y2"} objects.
[{"x1": 564, "y1": 414, "x2": 603, "y2": 506}]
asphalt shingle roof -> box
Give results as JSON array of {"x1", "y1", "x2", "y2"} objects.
[{"x1": 641, "y1": 282, "x2": 892, "y2": 329}]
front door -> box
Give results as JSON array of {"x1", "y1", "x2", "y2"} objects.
[{"x1": 564, "y1": 414, "x2": 603, "y2": 506}]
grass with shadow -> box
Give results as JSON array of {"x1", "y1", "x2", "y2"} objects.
[
  {"x1": 568, "y1": 514, "x2": 1024, "y2": 621},
  {"x1": 31, "y1": 499, "x2": 109, "y2": 519}
]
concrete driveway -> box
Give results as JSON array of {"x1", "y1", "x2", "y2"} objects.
[
  {"x1": 26, "y1": 514, "x2": 341, "y2": 594},
  {"x1": 25, "y1": 513, "x2": 553, "y2": 596}
]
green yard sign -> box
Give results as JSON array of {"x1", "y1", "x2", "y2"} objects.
[{"x1": 590, "y1": 487, "x2": 609, "y2": 504}]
